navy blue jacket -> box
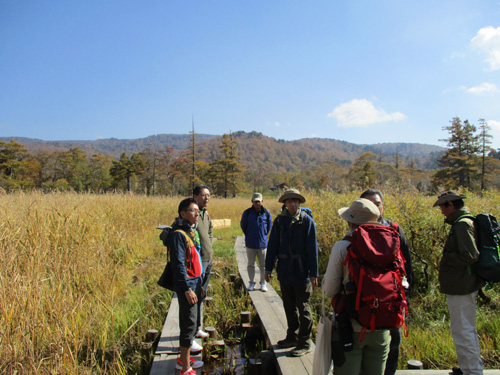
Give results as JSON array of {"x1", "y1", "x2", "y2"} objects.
[
  {"x1": 167, "y1": 220, "x2": 203, "y2": 293},
  {"x1": 265, "y1": 210, "x2": 319, "y2": 285},
  {"x1": 240, "y1": 206, "x2": 272, "y2": 249}
]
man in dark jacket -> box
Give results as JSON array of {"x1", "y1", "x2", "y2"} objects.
[
  {"x1": 434, "y1": 191, "x2": 484, "y2": 375},
  {"x1": 168, "y1": 197, "x2": 204, "y2": 375},
  {"x1": 360, "y1": 188, "x2": 414, "y2": 375},
  {"x1": 265, "y1": 189, "x2": 318, "y2": 357},
  {"x1": 241, "y1": 192, "x2": 272, "y2": 292}
]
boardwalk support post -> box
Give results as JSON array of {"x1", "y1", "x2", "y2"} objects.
[
  {"x1": 407, "y1": 360, "x2": 424, "y2": 369},
  {"x1": 146, "y1": 329, "x2": 159, "y2": 342}
]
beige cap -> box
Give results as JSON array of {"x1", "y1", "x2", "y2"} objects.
[{"x1": 252, "y1": 192, "x2": 263, "y2": 202}]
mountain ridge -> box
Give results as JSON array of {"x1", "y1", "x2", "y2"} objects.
[{"x1": 1, "y1": 132, "x2": 444, "y2": 171}]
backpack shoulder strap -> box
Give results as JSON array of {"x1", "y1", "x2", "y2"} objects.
[
  {"x1": 174, "y1": 229, "x2": 195, "y2": 248},
  {"x1": 389, "y1": 220, "x2": 399, "y2": 232},
  {"x1": 454, "y1": 214, "x2": 475, "y2": 225}
]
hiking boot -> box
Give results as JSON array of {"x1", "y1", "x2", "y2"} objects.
[
  {"x1": 248, "y1": 282, "x2": 255, "y2": 291},
  {"x1": 195, "y1": 329, "x2": 209, "y2": 339},
  {"x1": 176, "y1": 357, "x2": 204, "y2": 370},
  {"x1": 260, "y1": 283, "x2": 268, "y2": 292},
  {"x1": 190, "y1": 341, "x2": 203, "y2": 353},
  {"x1": 180, "y1": 367, "x2": 196, "y2": 375},
  {"x1": 277, "y1": 338, "x2": 298, "y2": 348},
  {"x1": 290, "y1": 344, "x2": 311, "y2": 357}
]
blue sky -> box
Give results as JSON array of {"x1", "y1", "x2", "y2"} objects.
[{"x1": 1, "y1": 1, "x2": 500, "y2": 148}]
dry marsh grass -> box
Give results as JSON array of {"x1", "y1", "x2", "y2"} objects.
[
  {"x1": 0, "y1": 192, "x2": 274, "y2": 374},
  {"x1": 2, "y1": 190, "x2": 500, "y2": 373}
]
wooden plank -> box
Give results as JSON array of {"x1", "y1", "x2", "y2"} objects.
[
  {"x1": 155, "y1": 293, "x2": 180, "y2": 355},
  {"x1": 151, "y1": 293, "x2": 204, "y2": 375},
  {"x1": 150, "y1": 352, "x2": 204, "y2": 375},
  {"x1": 149, "y1": 353, "x2": 176, "y2": 375},
  {"x1": 396, "y1": 372, "x2": 500, "y2": 375},
  {"x1": 212, "y1": 219, "x2": 231, "y2": 228},
  {"x1": 235, "y1": 236, "x2": 315, "y2": 375}
]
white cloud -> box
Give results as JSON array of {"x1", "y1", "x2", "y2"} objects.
[
  {"x1": 488, "y1": 120, "x2": 500, "y2": 131},
  {"x1": 471, "y1": 26, "x2": 500, "y2": 71},
  {"x1": 328, "y1": 99, "x2": 406, "y2": 128},
  {"x1": 464, "y1": 82, "x2": 500, "y2": 96},
  {"x1": 274, "y1": 121, "x2": 281, "y2": 127}
]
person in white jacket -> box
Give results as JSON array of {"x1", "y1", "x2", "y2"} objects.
[{"x1": 323, "y1": 198, "x2": 390, "y2": 375}]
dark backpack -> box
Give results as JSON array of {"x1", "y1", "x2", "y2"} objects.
[
  {"x1": 333, "y1": 224, "x2": 408, "y2": 338},
  {"x1": 455, "y1": 213, "x2": 500, "y2": 283},
  {"x1": 157, "y1": 225, "x2": 175, "y2": 291}
]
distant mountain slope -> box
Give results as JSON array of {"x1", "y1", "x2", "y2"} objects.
[
  {"x1": 1, "y1": 131, "x2": 444, "y2": 171},
  {"x1": 0, "y1": 134, "x2": 218, "y2": 156},
  {"x1": 195, "y1": 131, "x2": 443, "y2": 172}
]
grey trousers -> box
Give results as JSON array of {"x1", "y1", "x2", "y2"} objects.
[{"x1": 246, "y1": 247, "x2": 266, "y2": 284}]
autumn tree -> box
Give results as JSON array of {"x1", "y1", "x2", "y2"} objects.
[
  {"x1": 478, "y1": 118, "x2": 494, "y2": 190},
  {"x1": 210, "y1": 133, "x2": 245, "y2": 197},
  {"x1": 433, "y1": 117, "x2": 480, "y2": 189},
  {"x1": 0, "y1": 140, "x2": 31, "y2": 191},
  {"x1": 315, "y1": 160, "x2": 348, "y2": 190},
  {"x1": 347, "y1": 152, "x2": 377, "y2": 188},
  {"x1": 87, "y1": 153, "x2": 113, "y2": 192},
  {"x1": 153, "y1": 146, "x2": 175, "y2": 195},
  {"x1": 110, "y1": 152, "x2": 146, "y2": 192}
]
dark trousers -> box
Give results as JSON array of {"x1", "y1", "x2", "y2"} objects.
[
  {"x1": 196, "y1": 261, "x2": 212, "y2": 330},
  {"x1": 178, "y1": 289, "x2": 200, "y2": 348},
  {"x1": 280, "y1": 282, "x2": 313, "y2": 346},
  {"x1": 384, "y1": 328, "x2": 401, "y2": 375}
]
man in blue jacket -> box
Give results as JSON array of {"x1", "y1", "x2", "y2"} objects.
[
  {"x1": 265, "y1": 189, "x2": 319, "y2": 357},
  {"x1": 167, "y1": 197, "x2": 204, "y2": 375},
  {"x1": 241, "y1": 192, "x2": 272, "y2": 292}
]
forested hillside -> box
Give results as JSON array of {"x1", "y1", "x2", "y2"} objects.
[
  {"x1": 1, "y1": 131, "x2": 444, "y2": 172},
  {"x1": 0, "y1": 131, "x2": 455, "y2": 195}
]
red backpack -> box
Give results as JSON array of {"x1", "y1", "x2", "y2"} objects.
[{"x1": 333, "y1": 224, "x2": 408, "y2": 339}]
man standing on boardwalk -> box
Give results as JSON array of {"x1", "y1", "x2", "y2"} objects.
[
  {"x1": 167, "y1": 197, "x2": 204, "y2": 375},
  {"x1": 434, "y1": 191, "x2": 484, "y2": 375},
  {"x1": 240, "y1": 192, "x2": 272, "y2": 292},
  {"x1": 360, "y1": 189, "x2": 414, "y2": 375},
  {"x1": 265, "y1": 188, "x2": 319, "y2": 357},
  {"x1": 193, "y1": 185, "x2": 213, "y2": 341}
]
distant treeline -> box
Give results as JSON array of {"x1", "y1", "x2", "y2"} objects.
[{"x1": 2, "y1": 125, "x2": 499, "y2": 195}]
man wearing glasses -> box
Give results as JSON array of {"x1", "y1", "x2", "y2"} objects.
[
  {"x1": 193, "y1": 185, "x2": 213, "y2": 340},
  {"x1": 167, "y1": 197, "x2": 204, "y2": 375}
]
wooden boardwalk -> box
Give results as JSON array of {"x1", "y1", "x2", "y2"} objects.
[
  {"x1": 235, "y1": 236, "x2": 500, "y2": 375},
  {"x1": 235, "y1": 236, "x2": 315, "y2": 375},
  {"x1": 149, "y1": 235, "x2": 500, "y2": 375},
  {"x1": 396, "y1": 370, "x2": 500, "y2": 375},
  {"x1": 149, "y1": 293, "x2": 203, "y2": 375}
]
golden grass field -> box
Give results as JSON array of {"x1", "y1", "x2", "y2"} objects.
[{"x1": 1, "y1": 189, "x2": 500, "y2": 374}]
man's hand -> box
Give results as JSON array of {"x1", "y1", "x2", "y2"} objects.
[
  {"x1": 309, "y1": 276, "x2": 318, "y2": 288},
  {"x1": 265, "y1": 272, "x2": 272, "y2": 283},
  {"x1": 185, "y1": 290, "x2": 198, "y2": 305}
]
